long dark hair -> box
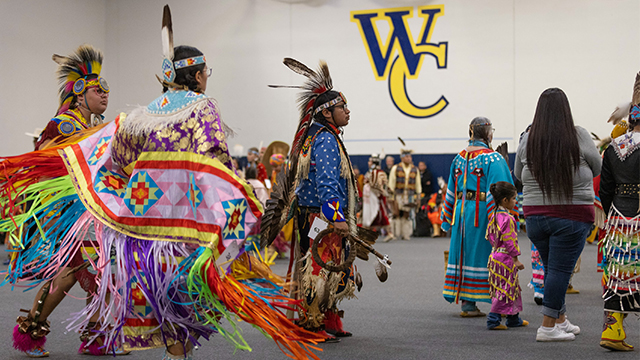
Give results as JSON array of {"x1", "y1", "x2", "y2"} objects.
[
  {"x1": 163, "y1": 45, "x2": 206, "y2": 93},
  {"x1": 527, "y1": 88, "x2": 580, "y2": 202}
]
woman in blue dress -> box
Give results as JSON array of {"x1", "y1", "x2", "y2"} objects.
[{"x1": 441, "y1": 117, "x2": 514, "y2": 316}]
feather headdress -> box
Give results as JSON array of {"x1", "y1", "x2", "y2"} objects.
[
  {"x1": 158, "y1": 5, "x2": 207, "y2": 88},
  {"x1": 52, "y1": 45, "x2": 104, "y2": 116},
  {"x1": 262, "y1": 58, "x2": 334, "y2": 247},
  {"x1": 270, "y1": 58, "x2": 333, "y2": 162}
]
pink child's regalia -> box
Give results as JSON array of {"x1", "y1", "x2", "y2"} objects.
[{"x1": 486, "y1": 208, "x2": 522, "y2": 315}]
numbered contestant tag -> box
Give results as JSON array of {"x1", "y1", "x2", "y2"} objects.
[
  {"x1": 308, "y1": 217, "x2": 329, "y2": 240},
  {"x1": 216, "y1": 240, "x2": 242, "y2": 274}
]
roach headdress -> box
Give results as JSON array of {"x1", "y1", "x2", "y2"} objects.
[
  {"x1": 269, "y1": 58, "x2": 334, "y2": 163},
  {"x1": 52, "y1": 45, "x2": 108, "y2": 116}
]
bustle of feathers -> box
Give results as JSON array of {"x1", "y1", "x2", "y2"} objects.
[
  {"x1": 162, "y1": 5, "x2": 174, "y2": 61},
  {"x1": 260, "y1": 58, "x2": 333, "y2": 247},
  {"x1": 52, "y1": 45, "x2": 103, "y2": 116},
  {"x1": 260, "y1": 166, "x2": 292, "y2": 248}
]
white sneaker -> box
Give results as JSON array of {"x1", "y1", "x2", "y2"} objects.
[
  {"x1": 556, "y1": 318, "x2": 580, "y2": 335},
  {"x1": 536, "y1": 325, "x2": 576, "y2": 342}
]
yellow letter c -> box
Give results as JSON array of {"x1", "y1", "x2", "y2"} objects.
[{"x1": 388, "y1": 52, "x2": 448, "y2": 118}]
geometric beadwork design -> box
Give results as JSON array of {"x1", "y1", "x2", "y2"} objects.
[
  {"x1": 124, "y1": 171, "x2": 163, "y2": 216},
  {"x1": 221, "y1": 198, "x2": 247, "y2": 240},
  {"x1": 87, "y1": 136, "x2": 112, "y2": 165},
  {"x1": 187, "y1": 172, "x2": 203, "y2": 219},
  {"x1": 94, "y1": 166, "x2": 128, "y2": 198},
  {"x1": 159, "y1": 96, "x2": 170, "y2": 109}
]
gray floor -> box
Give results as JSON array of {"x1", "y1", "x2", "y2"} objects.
[{"x1": 1, "y1": 234, "x2": 638, "y2": 360}]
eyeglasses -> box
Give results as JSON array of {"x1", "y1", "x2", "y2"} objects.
[
  {"x1": 333, "y1": 103, "x2": 348, "y2": 111},
  {"x1": 203, "y1": 67, "x2": 212, "y2": 78},
  {"x1": 93, "y1": 87, "x2": 109, "y2": 96}
]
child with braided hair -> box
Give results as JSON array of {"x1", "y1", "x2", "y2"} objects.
[{"x1": 486, "y1": 181, "x2": 528, "y2": 330}]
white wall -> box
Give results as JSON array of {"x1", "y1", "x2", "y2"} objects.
[
  {"x1": 0, "y1": 0, "x2": 638, "y2": 156},
  {"x1": 0, "y1": 0, "x2": 107, "y2": 155}
]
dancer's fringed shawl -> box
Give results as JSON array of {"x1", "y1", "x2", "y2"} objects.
[{"x1": 1, "y1": 94, "x2": 326, "y2": 359}]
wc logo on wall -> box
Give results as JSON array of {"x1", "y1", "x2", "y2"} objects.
[{"x1": 351, "y1": 5, "x2": 448, "y2": 118}]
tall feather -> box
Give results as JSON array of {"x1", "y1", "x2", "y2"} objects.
[
  {"x1": 397, "y1": 137, "x2": 406, "y2": 146},
  {"x1": 52, "y1": 45, "x2": 104, "y2": 116},
  {"x1": 261, "y1": 58, "x2": 333, "y2": 247},
  {"x1": 161, "y1": 5, "x2": 174, "y2": 61}
]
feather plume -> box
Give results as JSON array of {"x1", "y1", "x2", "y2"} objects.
[
  {"x1": 607, "y1": 101, "x2": 631, "y2": 125},
  {"x1": 397, "y1": 137, "x2": 406, "y2": 146},
  {"x1": 161, "y1": 5, "x2": 174, "y2": 61},
  {"x1": 52, "y1": 54, "x2": 66, "y2": 65},
  {"x1": 283, "y1": 58, "x2": 317, "y2": 78},
  {"x1": 52, "y1": 45, "x2": 104, "y2": 116},
  {"x1": 375, "y1": 261, "x2": 388, "y2": 283}
]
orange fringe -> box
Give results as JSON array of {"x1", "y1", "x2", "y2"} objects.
[
  {"x1": 0, "y1": 121, "x2": 111, "y2": 217},
  {"x1": 205, "y1": 260, "x2": 325, "y2": 360}
]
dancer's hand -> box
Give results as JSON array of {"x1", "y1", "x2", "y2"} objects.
[
  {"x1": 333, "y1": 221, "x2": 349, "y2": 237},
  {"x1": 515, "y1": 260, "x2": 525, "y2": 270}
]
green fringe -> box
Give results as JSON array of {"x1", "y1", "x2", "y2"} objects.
[
  {"x1": 186, "y1": 246, "x2": 252, "y2": 352},
  {"x1": 0, "y1": 176, "x2": 76, "y2": 247}
]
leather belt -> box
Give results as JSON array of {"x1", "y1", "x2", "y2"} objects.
[
  {"x1": 299, "y1": 206, "x2": 321, "y2": 214},
  {"x1": 615, "y1": 183, "x2": 640, "y2": 196},
  {"x1": 456, "y1": 190, "x2": 486, "y2": 201}
]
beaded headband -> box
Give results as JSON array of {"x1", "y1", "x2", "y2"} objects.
[
  {"x1": 162, "y1": 56, "x2": 206, "y2": 83},
  {"x1": 313, "y1": 92, "x2": 347, "y2": 115}
]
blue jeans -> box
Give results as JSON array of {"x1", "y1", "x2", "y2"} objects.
[{"x1": 526, "y1": 215, "x2": 590, "y2": 319}]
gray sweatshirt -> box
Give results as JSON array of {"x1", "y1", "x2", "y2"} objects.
[{"x1": 515, "y1": 126, "x2": 601, "y2": 206}]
